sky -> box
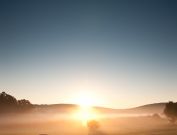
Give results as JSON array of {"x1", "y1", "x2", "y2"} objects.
[{"x1": 0, "y1": 0, "x2": 177, "y2": 108}]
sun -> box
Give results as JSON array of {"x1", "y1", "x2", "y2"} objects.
[
  {"x1": 75, "y1": 95, "x2": 95, "y2": 107},
  {"x1": 71, "y1": 91, "x2": 101, "y2": 107},
  {"x1": 73, "y1": 106, "x2": 98, "y2": 125},
  {"x1": 71, "y1": 91, "x2": 100, "y2": 125}
]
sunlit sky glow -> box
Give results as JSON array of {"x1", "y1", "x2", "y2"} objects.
[{"x1": 0, "y1": 0, "x2": 177, "y2": 108}]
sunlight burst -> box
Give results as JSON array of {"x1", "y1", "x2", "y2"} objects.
[
  {"x1": 73, "y1": 91, "x2": 99, "y2": 107},
  {"x1": 73, "y1": 106, "x2": 98, "y2": 126},
  {"x1": 71, "y1": 91, "x2": 100, "y2": 125}
]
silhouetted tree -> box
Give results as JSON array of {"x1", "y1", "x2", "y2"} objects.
[
  {"x1": 0, "y1": 91, "x2": 32, "y2": 113},
  {"x1": 164, "y1": 101, "x2": 177, "y2": 123},
  {"x1": 87, "y1": 120, "x2": 100, "y2": 129},
  {"x1": 18, "y1": 99, "x2": 32, "y2": 110},
  {"x1": 87, "y1": 120, "x2": 100, "y2": 135},
  {"x1": 18, "y1": 99, "x2": 31, "y2": 106},
  {"x1": 0, "y1": 92, "x2": 18, "y2": 107}
]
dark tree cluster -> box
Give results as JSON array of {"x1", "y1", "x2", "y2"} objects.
[
  {"x1": 0, "y1": 91, "x2": 32, "y2": 113},
  {"x1": 0, "y1": 92, "x2": 18, "y2": 107},
  {"x1": 164, "y1": 101, "x2": 177, "y2": 123}
]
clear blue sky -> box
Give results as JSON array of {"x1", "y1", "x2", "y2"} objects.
[{"x1": 0, "y1": 0, "x2": 177, "y2": 108}]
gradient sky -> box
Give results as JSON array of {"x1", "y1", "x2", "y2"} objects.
[{"x1": 0, "y1": 0, "x2": 177, "y2": 108}]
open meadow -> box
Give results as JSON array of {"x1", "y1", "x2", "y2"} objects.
[{"x1": 0, "y1": 113, "x2": 177, "y2": 135}]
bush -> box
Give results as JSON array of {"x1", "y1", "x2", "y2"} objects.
[{"x1": 164, "y1": 101, "x2": 177, "y2": 123}]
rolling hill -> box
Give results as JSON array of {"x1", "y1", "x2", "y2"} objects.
[{"x1": 33, "y1": 102, "x2": 166, "y2": 115}]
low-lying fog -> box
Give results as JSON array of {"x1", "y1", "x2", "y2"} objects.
[{"x1": 0, "y1": 110, "x2": 174, "y2": 135}]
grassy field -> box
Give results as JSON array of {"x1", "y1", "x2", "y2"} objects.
[{"x1": 0, "y1": 114, "x2": 177, "y2": 135}]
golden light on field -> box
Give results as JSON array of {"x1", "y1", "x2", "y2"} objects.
[
  {"x1": 71, "y1": 91, "x2": 100, "y2": 125},
  {"x1": 73, "y1": 106, "x2": 98, "y2": 126}
]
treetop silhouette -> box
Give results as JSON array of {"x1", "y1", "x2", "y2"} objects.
[
  {"x1": 164, "y1": 101, "x2": 177, "y2": 123},
  {"x1": 0, "y1": 91, "x2": 32, "y2": 113}
]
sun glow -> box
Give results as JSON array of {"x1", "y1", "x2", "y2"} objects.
[
  {"x1": 73, "y1": 91, "x2": 99, "y2": 107},
  {"x1": 71, "y1": 91, "x2": 100, "y2": 125},
  {"x1": 73, "y1": 106, "x2": 98, "y2": 125}
]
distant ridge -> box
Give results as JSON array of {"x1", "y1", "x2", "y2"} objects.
[
  {"x1": 0, "y1": 92, "x2": 168, "y2": 115},
  {"x1": 33, "y1": 102, "x2": 167, "y2": 114},
  {"x1": 123, "y1": 102, "x2": 166, "y2": 114}
]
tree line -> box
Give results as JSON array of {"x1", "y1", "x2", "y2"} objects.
[{"x1": 0, "y1": 91, "x2": 32, "y2": 113}]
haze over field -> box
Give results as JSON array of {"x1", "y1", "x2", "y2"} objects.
[
  {"x1": 0, "y1": 92, "x2": 177, "y2": 135},
  {"x1": 0, "y1": 0, "x2": 177, "y2": 135}
]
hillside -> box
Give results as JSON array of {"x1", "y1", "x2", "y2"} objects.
[
  {"x1": 33, "y1": 102, "x2": 166, "y2": 115},
  {"x1": 0, "y1": 91, "x2": 167, "y2": 115}
]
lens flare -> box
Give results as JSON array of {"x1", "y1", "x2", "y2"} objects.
[
  {"x1": 73, "y1": 106, "x2": 98, "y2": 126},
  {"x1": 70, "y1": 91, "x2": 101, "y2": 125}
]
